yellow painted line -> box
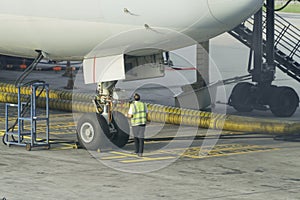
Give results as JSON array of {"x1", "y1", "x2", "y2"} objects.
[
  {"x1": 101, "y1": 156, "x2": 127, "y2": 160},
  {"x1": 120, "y1": 156, "x2": 176, "y2": 163},
  {"x1": 108, "y1": 151, "x2": 140, "y2": 158},
  {"x1": 191, "y1": 148, "x2": 279, "y2": 159},
  {"x1": 50, "y1": 125, "x2": 76, "y2": 129},
  {"x1": 100, "y1": 151, "x2": 176, "y2": 163},
  {"x1": 101, "y1": 155, "x2": 129, "y2": 160},
  {"x1": 50, "y1": 132, "x2": 75, "y2": 135},
  {"x1": 50, "y1": 114, "x2": 73, "y2": 117},
  {"x1": 1, "y1": 129, "x2": 75, "y2": 135},
  {"x1": 100, "y1": 151, "x2": 136, "y2": 160},
  {"x1": 107, "y1": 144, "x2": 276, "y2": 161},
  {"x1": 50, "y1": 146, "x2": 74, "y2": 151},
  {"x1": 194, "y1": 146, "x2": 270, "y2": 152},
  {"x1": 0, "y1": 131, "x2": 76, "y2": 149},
  {"x1": 181, "y1": 146, "x2": 279, "y2": 159},
  {"x1": 55, "y1": 143, "x2": 76, "y2": 148},
  {"x1": 198, "y1": 145, "x2": 260, "y2": 151}
]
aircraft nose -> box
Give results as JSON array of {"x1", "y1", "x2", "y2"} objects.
[{"x1": 208, "y1": 0, "x2": 263, "y2": 26}]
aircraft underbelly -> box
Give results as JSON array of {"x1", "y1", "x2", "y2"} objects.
[
  {"x1": 0, "y1": 0, "x2": 264, "y2": 61},
  {"x1": 0, "y1": 16, "x2": 219, "y2": 60}
]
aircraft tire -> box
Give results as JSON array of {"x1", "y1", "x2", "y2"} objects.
[
  {"x1": 110, "y1": 111, "x2": 130, "y2": 148},
  {"x1": 229, "y1": 82, "x2": 254, "y2": 112},
  {"x1": 77, "y1": 113, "x2": 110, "y2": 150},
  {"x1": 269, "y1": 86, "x2": 299, "y2": 117}
]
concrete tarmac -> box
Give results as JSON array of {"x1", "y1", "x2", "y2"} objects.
[
  {"x1": 0, "y1": 69, "x2": 299, "y2": 200},
  {"x1": 0, "y1": 111, "x2": 299, "y2": 200},
  {"x1": 0, "y1": 12, "x2": 300, "y2": 200}
]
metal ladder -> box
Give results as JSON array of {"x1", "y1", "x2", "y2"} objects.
[
  {"x1": 4, "y1": 82, "x2": 50, "y2": 150},
  {"x1": 229, "y1": 10, "x2": 300, "y2": 82}
]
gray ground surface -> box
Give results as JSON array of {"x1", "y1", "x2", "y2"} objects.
[
  {"x1": 0, "y1": 122, "x2": 299, "y2": 200},
  {"x1": 0, "y1": 68, "x2": 299, "y2": 199}
]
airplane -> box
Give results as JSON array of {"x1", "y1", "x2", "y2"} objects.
[{"x1": 0, "y1": 0, "x2": 265, "y2": 150}]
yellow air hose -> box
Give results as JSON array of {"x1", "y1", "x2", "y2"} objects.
[{"x1": 0, "y1": 82, "x2": 299, "y2": 135}]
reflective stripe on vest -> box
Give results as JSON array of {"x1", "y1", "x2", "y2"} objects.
[{"x1": 131, "y1": 101, "x2": 147, "y2": 126}]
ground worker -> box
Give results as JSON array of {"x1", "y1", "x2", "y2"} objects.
[{"x1": 127, "y1": 93, "x2": 148, "y2": 157}]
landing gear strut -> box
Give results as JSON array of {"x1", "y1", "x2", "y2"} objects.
[
  {"x1": 229, "y1": 1, "x2": 299, "y2": 117},
  {"x1": 76, "y1": 81, "x2": 130, "y2": 150}
]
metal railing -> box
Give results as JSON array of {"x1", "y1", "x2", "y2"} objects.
[{"x1": 229, "y1": 10, "x2": 300, "y2": 82}]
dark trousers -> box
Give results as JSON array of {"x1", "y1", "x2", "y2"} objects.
[{"x1": 132, "y1": 125, "x2": 146, "y2": 154}]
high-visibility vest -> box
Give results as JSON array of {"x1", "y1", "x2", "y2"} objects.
[{"x1": 130, "y1": 101, "x2": 147, "y2": 126}]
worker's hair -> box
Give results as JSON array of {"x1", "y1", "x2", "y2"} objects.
[{"x1": 134, "y1": 93, "x2": 140, "y2": 101}]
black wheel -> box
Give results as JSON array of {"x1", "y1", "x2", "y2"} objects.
[
  {"x1": 229, "y1": 82, "x2": 254, "y2": 112},
  {"x1": 77, "y1": 113, "x2": 110, "y2": 150},
  {"x1": 110, "y1": 111, "x2": 130, "y2": 148},
  {"x1": 269, "y1": 86, "x2": 299, "y2": 117}
]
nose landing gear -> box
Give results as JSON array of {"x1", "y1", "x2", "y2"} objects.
[{"x1": 76, "y1": 82, "x2": 130, "y2": 151}]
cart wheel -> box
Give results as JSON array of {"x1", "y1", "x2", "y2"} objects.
[
  {"x1": 46, "y1": 144, "x2": 51, "y2": 150},
  {"x1": 26, "y1": 143, "x2": 32, "y2": 151}
]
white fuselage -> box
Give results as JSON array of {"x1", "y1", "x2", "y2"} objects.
[{"x1": 0, "y1": 0, "x2": 263, "y2": 61}]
